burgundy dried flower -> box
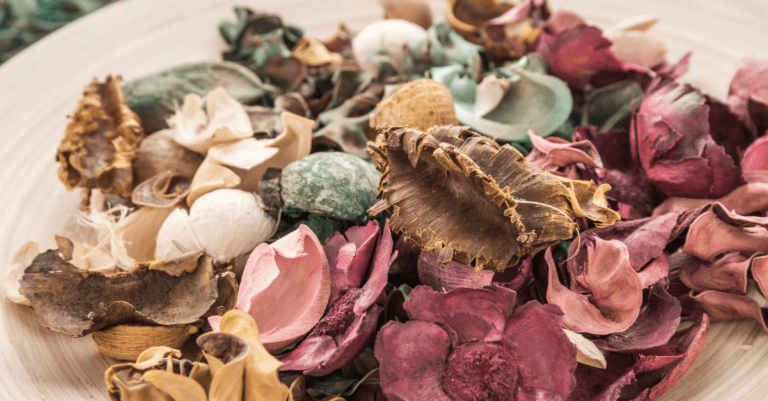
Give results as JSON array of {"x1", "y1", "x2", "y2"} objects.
[{"x1": 375, "y1": 285, "x2": 577, "y2": 400}]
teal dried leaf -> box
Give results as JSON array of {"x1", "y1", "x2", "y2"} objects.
[
  {"x1": 581, "y1": 79, "x2": 644, "y2": 131},
  {"x1": 122, "y1": 61, "x2": 274, "y2": 134},
  {"x1": 401, "y1": 22, "x2": 486, "y2": 81},
  {"x1": 433, "y1": 54, "x2": 572, "y2": 142},
  {"x1": 281, "y1": 152, "x2": 381, "y2": 220}
]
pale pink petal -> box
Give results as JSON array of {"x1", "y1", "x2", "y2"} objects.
[{"x1": 236, "y1": 225, "x2": 331, "y2": 353}]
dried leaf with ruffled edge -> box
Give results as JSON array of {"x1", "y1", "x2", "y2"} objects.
[
  {"x1": 56, "y1": 75, "x2": 145, "y2": 202},
  {"x1": 132, "y1": 171, "x2": 191, "y2": 208},
  {"x1": 368, "y1": 125, "x2": 617, "y2": 271},
  {"x1": 19, "y1": 249, "x2": 219, "y2": 336},
  {"x1": 217, "y1": 310, "x2": 292, "y2": 401},
  {"x1": 105, "y1": 347, "x2": 210, "y2": 401}
]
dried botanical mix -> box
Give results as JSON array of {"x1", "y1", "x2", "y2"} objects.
[{"x1": 7, "y1": 0, "x2": 768, "y2": 400}]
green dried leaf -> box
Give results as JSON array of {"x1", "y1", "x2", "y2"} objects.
[{"x1": 122, "y1": 61, "x2": 274, "y2": 134}]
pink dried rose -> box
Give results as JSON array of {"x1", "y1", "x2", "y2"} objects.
[
  {"x1": 676, "y1": 203, "x2": 768, "y2": 331},
  {"x1": 727, "y1": 57, "x2": 768, "y2": 136},
  {"x1": 525, "y1": 129, "x2": 602, "y2": 179},
  {"x1": 278, "y1": 219, "x2": 395, "y2": 376},
  {"x1": 545, "y1": 237, "x2": 644, "y2": 335},
  {"x1": 534, "y1": 24, "x2": 624, "y2": 89},
  {"x1": 631, "y1": 77, "x2": 743, "y2": 198},
  {"x1": 652, "y1": 171, "x2": 768, "y2": 217},
  {"x1": 375, "y1": 285, "x2": 577, "y2": 400},
  {"x1": 212, "y1": 225, "x2": 331, "y2": 353},
  {"x1": 570, "y1": 313, "x2": 709, "y2": 401}
]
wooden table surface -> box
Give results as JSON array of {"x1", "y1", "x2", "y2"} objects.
[{"x1": 0, "y1": 0, "x2": 766, "y2": 399}]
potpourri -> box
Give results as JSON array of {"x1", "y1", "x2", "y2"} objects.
[{"x1": 5, "y1": 0, "x2": 768, "y2": 400}]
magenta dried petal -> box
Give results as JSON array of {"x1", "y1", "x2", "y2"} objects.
[
  {"x1": 573, "y1": 126, "x2": 633, "y2": 171},
  {"x1": 727, "y1": 57, "x2": 768, "y2": 136},
  {"x1": 594, "y1": 281, "x2": 681, "y2": 351},
  {"x1": 681, "y1": 291, "x2": 767, "y2": 330},
  {"x1": 278, "y1": 335, "x2": 337, "y2": 372},
  {"x1": 503, "y1": 301, "x2": 577, "y2": 400},
  {"x1": 492, "y1": 256, "x2": 533, "y2": 292},
  {"x1": 751, "y1": 255, "x2": 768, "y2": 297},
  {"x1": 405, "y1": 285, "x2": 506, "y2": 343},
  {"x1": 679, "y1": 251, "x2": 750, "y2": 293},
  {"x1": 633, "y1": 78, "x2": 742, "y2": 198},
  {"x1": 393, "y1": 236, "x2": 420, "y2": 280},
  {"x1": 534, "y1": 25, "x2": 624, "y2": 89},
  {"x1": 526, "y1": 129, "x2": 602, "y2": 172},
  {"x1": 547, "y1": 240, "x2": 643, "y2": 335},
  {"x1": 574, "y1": 210, "x2": 680, "y2": 271},
  {"x1": 354, "y1": 219, "x2": 395, "y2": 315},
  {"x1": 305, "y1": 304, "x2": 383, "y2": 376},
  {"x1": 374, "y1": 320, "x2": 452, "y2": 401},
  {"x1": 652, "y1": 175, "x2": 768, "y2": 216},
  {"x1": 324, "y1": 220, "x2": 379, "y2": 304},
  {"x1": 706, "y1": 96, "x2": 754, "y2": 163},
  {"x1": 441, "y1": 341, "x2": 519, "y2": 401},
  {"x1": 570, "y1": 365, "x2": 635, "y2": 401},
  {"x1": 653, "y1": 52, "x2": 691, "y2": 79},
  {"x1": 742, "y1": 135, "x2": 768, "y2": 172},
  {"x1": 542, "y1": 10, "x2": 585, "y2": 34},
  {"x1": 417, "y1": 251, "x2": 494, "y2": 292},
  {"x1": 637, "y1": 254, "x2": 669, "y2": 289},
  {"x1": 682, "y1": 210, "x2": 768, "y2": 262},
  {"x1": 641, "y1": 314, "x2": 710, "y2": 399}
]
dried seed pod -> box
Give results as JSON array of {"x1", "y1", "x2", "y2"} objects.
[
  {"x1": 132, "y1": 133, "x2": 203, "y2": 185},
  {"x1": 369, "y1": 79, "x2": 459, "y2": 131},
  {"x1": 92, "y1": 324, "x2": 199, "y2": 361},
  {"x1": 19, "y1": 249, "x2": 219, "y2": 336},
  {"x1": 378, "y1": 0, "x2": 433, "y2": 30},
  {"x1": 368, "y1": 125, "x2": 618, "y2": 272},
  {"x1": 447, "y1": 0, "x2": 515, "y2": 58},
  {"x1": 56, "y1": 76, "x2": 145, "y2": 201}
]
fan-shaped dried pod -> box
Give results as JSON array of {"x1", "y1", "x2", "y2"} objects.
[
  {"x1": 378, "y1": 0, "x2": 433, "y2": 29},
  {"x1": 56, "y1": 75, "x2": 145, "y2": 202},
  {"x1": 132, "y1": 171, "x2": 191, "y2": 208},
  {"x1": 19, "y1": 249, "x2": 220, "y2": 336},
  {"x1": 92, "y1": 323, "x2": 199, "y2": 361},
  {"x1": 367, "y1": 125, "x2": 617, "y2": 271},
  {"x1": 133, "y1": 133, "x2": 203, "y2": 186},
  {"x1": 369, "y1": 79, "x2": 459, "y2": 131},
  {"x1": 156, "y1": 189, "x2": 276, "y2": 266}
]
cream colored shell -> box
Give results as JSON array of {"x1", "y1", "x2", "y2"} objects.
[
  {"x1": 370, "y1": 79, "x2": 459, "y2": 131},
  {"x1": 155, "y1": 189, "x2": 276, "y2": 264},
  {"x1": 351, "y1": 19, "x2": 429, "y2": 74}
]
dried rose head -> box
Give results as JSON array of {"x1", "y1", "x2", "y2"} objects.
[
  {"x1": 56, "y1": 76, "x2": 145, "y2": 202},
  {"x1": 367, "y1": 125, "x2": 618, "y2": 272}
]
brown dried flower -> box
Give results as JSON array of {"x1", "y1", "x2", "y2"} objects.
[{"x1": 56, "y1": 76, "x2": 145, "y2": 202}]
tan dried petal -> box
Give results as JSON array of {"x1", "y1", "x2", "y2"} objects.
[
  {"x1": 368, "y1": 125, "x2": 617, "y2": 271},
  {"x1": 56, "y1": 75, "x2": 145, "y2": 201},
  {"x1": 19, "y1": 249, "x2": 219, "y2": 336},
  {"x1": 111, "y1": 206, "x2": 176, "y2": 269},
  {"x1": 133, "y1": 132, "x2": 204, "y2": 185},
  {"x1": 291, "y1": 37, "x2": 343, "y2": 68},
  {"x1": 370, "y1": 79, "x2": 458, "y2": 131},
  {"x1": 3, "y1": 241, "x2": 38, "y2": 305},
  {"x1": 187, "y1": 157, "x2": 242, "y2": 207},
  {"x1": 132, "y1": 171, "x2": 191, "y2": 208}
]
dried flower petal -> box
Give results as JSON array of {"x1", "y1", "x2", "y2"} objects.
[
  {"x1": 56, "y1": 76, "x2": 145, "y2": 201},
  {"x1": 237, "y1": 225, "x2": 331, "y2": 353}
]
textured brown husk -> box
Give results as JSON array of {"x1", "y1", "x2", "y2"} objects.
[
  {"x1": 56, "y1": 76, "x2": 145, "y2": 202},
  {"x1": 19, "y1": 249, "x2": 219, "y2": 336},
  {"x1": 367, "y1": 125, "x2": 617, "y2": 271}
]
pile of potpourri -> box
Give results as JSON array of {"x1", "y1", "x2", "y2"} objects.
[{"x1": 5, "y1": 0, "x2": 768, "y2": 400}]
